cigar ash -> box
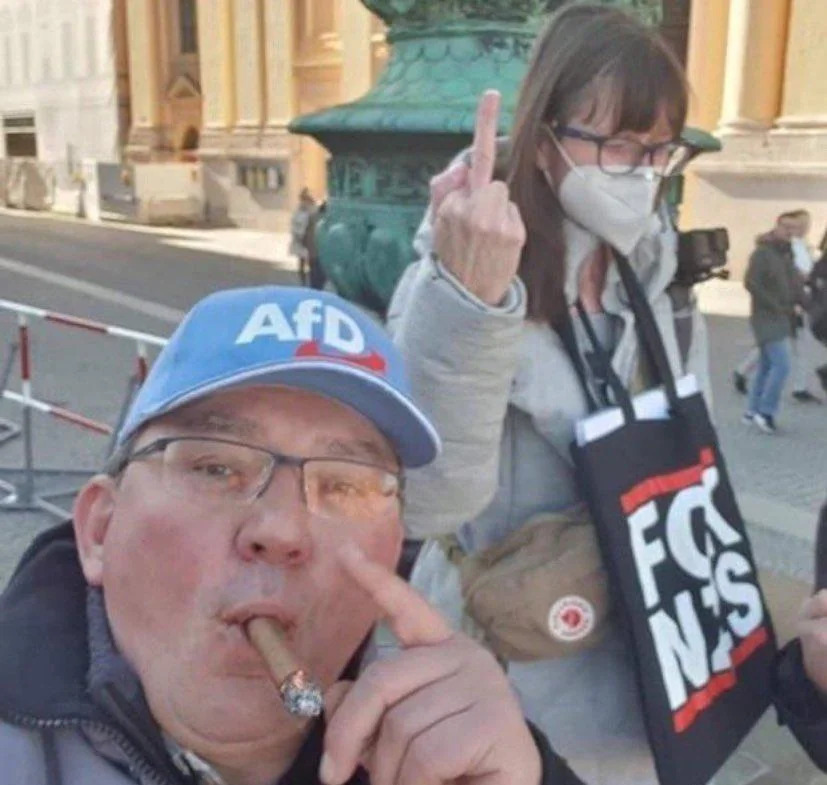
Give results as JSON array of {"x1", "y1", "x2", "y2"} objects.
[{"x1": 245, "y1": 618, "x2": 324, "y2": 719}]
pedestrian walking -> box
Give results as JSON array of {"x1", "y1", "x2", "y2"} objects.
[
  {"x1": 808, "y1": 233, "x2": 827, "y2": 394},
  {"x1": 742, "y1": 213, "x2": 802, "y2": 433},
  {"x1": 733, "y1": 209, "x2": 821, "y2": 402},
  {"x1": 289, "y1": 187, "x2": 317, "y2": 286},
  {"x1": 387, "y1": 5, "x2": 714, "y2": 783},
  {"x1": 306, "y1": 200, "x2": 328, "y2": 291},
  {"x1": 789, "y1": 210, "x2": 822, "y2": 402}
]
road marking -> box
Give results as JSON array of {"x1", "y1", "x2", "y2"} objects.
[{"x1": 0, "y1": 256, "x2": 184, "y2": 324}]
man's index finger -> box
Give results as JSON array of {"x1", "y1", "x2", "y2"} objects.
[{"x1": 337, "y1": 542, "x2": 452, "y2": 648}]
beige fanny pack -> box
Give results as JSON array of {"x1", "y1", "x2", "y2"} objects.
[{"x1": 441, "y1": 505, "x2": 612, "y2": 662}]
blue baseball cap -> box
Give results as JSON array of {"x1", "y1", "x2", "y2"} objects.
[{"x1": 118, "y1": 286, "x2": 441, "y2": 467}]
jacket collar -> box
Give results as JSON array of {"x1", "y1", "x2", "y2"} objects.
[{"x1": 0, "y1": 522, "x2": 101, "y2": 724}]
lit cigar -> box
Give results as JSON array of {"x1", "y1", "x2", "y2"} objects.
[{"x1": 246, "y1": 617, "x2": 324, "y2": 718}]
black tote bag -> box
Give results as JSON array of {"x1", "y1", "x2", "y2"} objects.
[{"x1": 564, "y1": 254, "x2": 776, "y2": 785}]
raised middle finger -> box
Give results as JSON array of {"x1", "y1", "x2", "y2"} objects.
[{"x1": 468, "y1": 90, "x2": 501, "y2": 192}]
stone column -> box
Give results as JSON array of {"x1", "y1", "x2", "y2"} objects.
[
  {"x1": 718, "y1": 0, "x2": 791, "y2": 133},
  {"x1": 339, "y1": 0, "x2": 374, "y2": 102},
  {"x1": 680, "y1": 0, "x2": 731, "y2": 228},
  {"x1": 776, "y1": 0, "x2": 827, "y2": 130},
  {"x1": 684, "y1": 0, "x2": 730, "y2": 131},
  {"x1": 199, "y1": 0, "x2": 237, "y2": 138},
  {"x1": 263, "y1": 0, "x2": 295, "y2": 128},
  {"x1": 232, "y1": 0, "x2": 266, "y2": 132},
  {"x1": 125, "y1": 0, "x2": 163, "y2": 159}
]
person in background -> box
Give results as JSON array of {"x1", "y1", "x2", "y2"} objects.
[
  {"x1": 742, "y1": 212, "x2": 802, "y2": 433},
  {"x1": 290, "y1": 187, "x2": 317, "y2": 286},
  {"x1": 387, "y1": 5, "x2": 709, "y2": 784},
  {"x1": 733, "y1": 209, "x2": 821, "y2": 402},
  {"x1": 808, "y1": 228, "x2": 827, "y2": 395},
  {"x1": 789, "y1": 210, "x2": 821, "y2": 402},
  {"x1": 306, "y1": 200, "x2": 328, "y2": 291}
]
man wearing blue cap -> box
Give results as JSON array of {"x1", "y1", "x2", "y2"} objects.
[{"x1": 0, "y1": 287, "x2": 582, "y2": 785}]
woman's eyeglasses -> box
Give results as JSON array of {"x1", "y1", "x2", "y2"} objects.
[{"x1": 551, "y1": 125, "x2": 689, "y2": 177}]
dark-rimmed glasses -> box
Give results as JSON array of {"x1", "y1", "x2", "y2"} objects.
[
  {"x1": 115, "y1": 436, "x2": 403, "y2": 522},
  {"x1": 551, "y1": 125, "x2": 688, "y2": 177}
]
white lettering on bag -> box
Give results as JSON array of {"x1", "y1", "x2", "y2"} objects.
[
  {"x1": 628, "y1": 501, "x2": 666, "y2": 610},
  {"x1": 623, "y1": 449, "x2": 767, "y2": 726},
  {"x1": 716, "y1": 551, "x2": 763, "y2": 638},
  {"x1": 649, "y1": 592, "x2": 710, "y2": 710}
]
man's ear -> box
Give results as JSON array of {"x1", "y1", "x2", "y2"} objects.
[{"x1": 73, "y1": 475, "x2": 117, "y2": 586}]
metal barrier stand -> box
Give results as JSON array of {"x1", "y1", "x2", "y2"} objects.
[
  {"x1": 0, "y1": 300, "x2": 167, "y2": 520},
  {"x1": 0, "y1": 342, "x2": 21, "y2": 506}
]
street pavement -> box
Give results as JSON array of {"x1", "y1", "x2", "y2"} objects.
[{"x1": 0, "y1": 209, "x2": 825, "y2": 784}]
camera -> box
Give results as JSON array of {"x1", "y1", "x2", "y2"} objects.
[{"x1": 674, "y1": 227, "x2": 730, "y2": 286}]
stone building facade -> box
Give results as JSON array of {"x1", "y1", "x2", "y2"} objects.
[
  {"x1": 0, "y1": 0, "x2": 126, "y2": 211},
  {"x1": 123, "y1": 0, "x2": 387, "y2": 230},
  {"x1": 119, "y1": 0, "x2": 826, "y2": 264},
  {"x1": 683, "y1": 0, "x2": 827, "y2": 276}
]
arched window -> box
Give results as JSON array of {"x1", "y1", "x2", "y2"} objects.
[{"x1": 179, "y1": 0, "x2": 198, "y2": 54}]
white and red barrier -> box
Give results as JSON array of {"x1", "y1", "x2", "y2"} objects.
[{"x1": 0, "y1": 298, "x2": 168, "y2": 517}]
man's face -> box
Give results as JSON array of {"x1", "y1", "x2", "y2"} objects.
[
  {"x1": 776, "y1": 217, "x2": 797, "y2": 243},
  {"x1": 75, "y1": 386, "x2": 402, "y2": 763},
  {"x1": 795, "y1": 214, "x2": 811, "y2": 239}
]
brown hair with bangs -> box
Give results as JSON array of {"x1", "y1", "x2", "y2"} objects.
[{"x1": 507, "y1": 3, "x2": 688, "y2": 328}]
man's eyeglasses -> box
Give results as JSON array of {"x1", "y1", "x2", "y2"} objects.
[
  {"x1": 115, "y1": 436, "x2": 403, "y2": 522},
  {"x1": 551, "y1": 125, "x2": 688, "y2": 177}
]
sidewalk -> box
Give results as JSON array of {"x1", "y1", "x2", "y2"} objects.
[
  {"x1": 0, "y1": 205, "x2": 298, "y2": 272},
  {"x1": 699, "y1": 278, "x2": 827, "y2": 582}
]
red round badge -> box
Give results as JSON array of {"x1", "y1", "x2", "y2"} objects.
[{"x1": 548, "y1": 596, "x2": 596, "y2": 642}]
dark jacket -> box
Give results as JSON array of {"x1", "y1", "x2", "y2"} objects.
[
  {"x1": 744, "y1": 233, "x2": 801, "y2": 344},
  {"x1": 773, "y1": 501, "x2": 827, "y2": 770},
  {"x1": 808, "y1": 252, "x2": 827, "y2": 344},
  {"x1": 0, "y1": 523, "x2": 584, "y2": 785}
]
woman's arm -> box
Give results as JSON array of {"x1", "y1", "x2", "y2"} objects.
[{"x1": 387, "y1": 254, "x2": 525, "y2": 538}]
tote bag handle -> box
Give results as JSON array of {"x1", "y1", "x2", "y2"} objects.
[
  {"x1": 560, "y1": 250, "x2": 688, "y2": 423},
  {"x1": 612, "y1": 250, "x2": 684, "y2": 414}
]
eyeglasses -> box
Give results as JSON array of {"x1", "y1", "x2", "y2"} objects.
[
  {"x1": 551, "y1": 125, "x2": 688, "y2": 177},
  {"x1": 117, "y1": 436, "x2": 403, "y2": 522}
]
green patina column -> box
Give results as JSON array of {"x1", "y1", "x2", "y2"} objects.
[{"x1": 289, "y1": 0, "x2": 714, "y2": 312}]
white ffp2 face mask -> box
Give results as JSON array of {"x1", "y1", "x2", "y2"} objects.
[{"x1": 545, "y1": 133, "x2": 662, "y2": 255}]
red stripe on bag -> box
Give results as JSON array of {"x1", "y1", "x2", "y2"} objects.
[
  {"x1": 620, "y1": 447, "x2": 716, "y2": 515},
  {"x1": 671, "y1": 626, "x2": 770, "y2": 733}
]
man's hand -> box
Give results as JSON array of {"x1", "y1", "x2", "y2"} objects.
[
  {"x1": 322, "y1": 543, "x2": 541, "y2": 785},
  {"x1": 799, "y1": 590, "x2": 827, "y2": 696},
  {"x1": 431, "y1": 90, "x2": 526, "y2": 307}
]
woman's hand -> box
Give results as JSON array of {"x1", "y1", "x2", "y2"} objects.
[{"x1": 431, "y1": 90, "x2": 527, "y2": 307}]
